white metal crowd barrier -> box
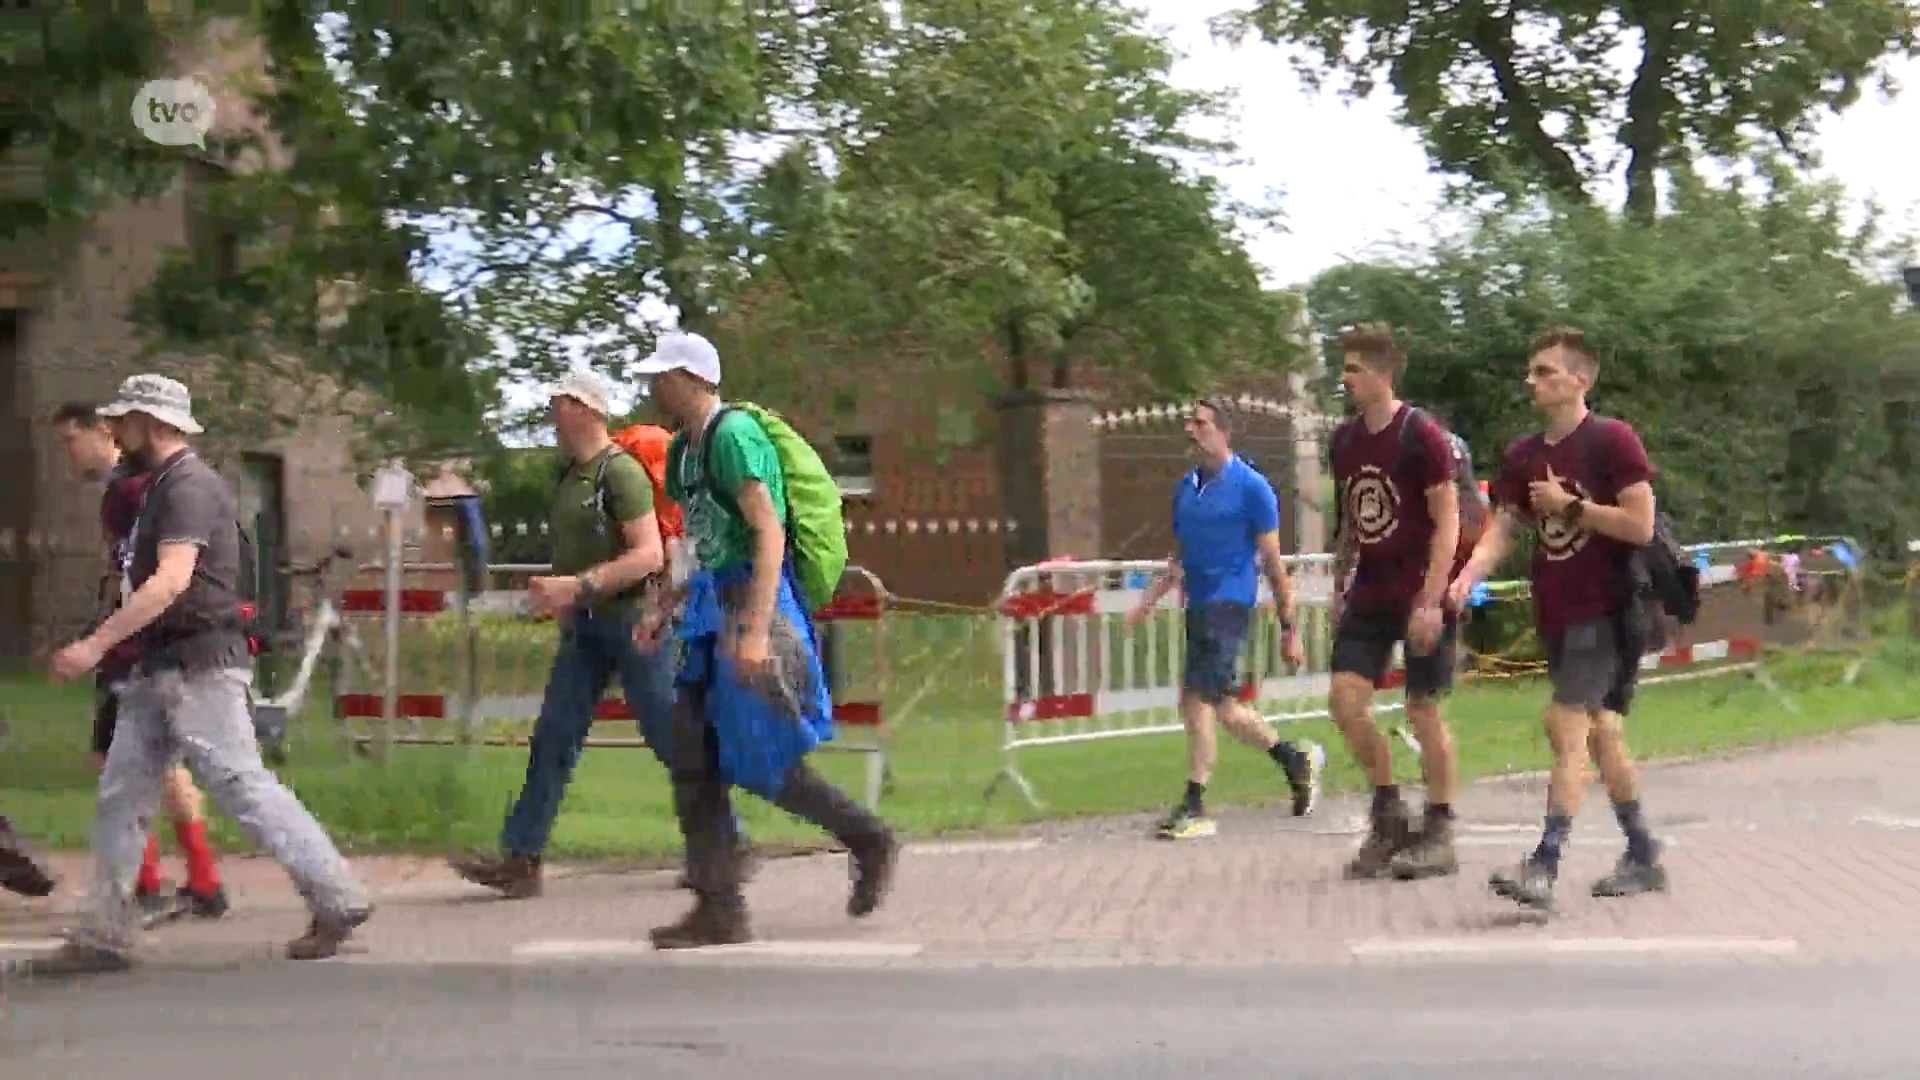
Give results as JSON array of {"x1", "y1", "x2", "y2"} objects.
[
  {"x1": 985, "y1": 550, "x2": 1787, "y2": 809},
  {"x1": 322, "y1": 564, "x2": 893, "y2": 809}
]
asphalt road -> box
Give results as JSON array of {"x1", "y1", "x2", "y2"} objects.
[{"x1": 3, "y1": 956, "x2": 1913, "y2": 1079}]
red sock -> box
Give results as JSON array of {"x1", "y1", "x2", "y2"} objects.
[
  {"x1": 173, "y1": 819, "x2": 221, "y2": 896},
  {"x1": 135, "y1": 833, "x2": 164, "y2": 894}
]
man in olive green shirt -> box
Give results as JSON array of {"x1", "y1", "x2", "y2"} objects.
[{"x1": 453, "y1": 371, "x2": 685, "y2": 898}]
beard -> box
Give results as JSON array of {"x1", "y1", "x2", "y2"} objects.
[{"x1": 121, "y1": 444, "x2": 161, "y2": 473}]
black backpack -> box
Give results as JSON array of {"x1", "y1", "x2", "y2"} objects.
[{"x1": 1568, "y1": 416, "x2": 1700, "y2": 626}]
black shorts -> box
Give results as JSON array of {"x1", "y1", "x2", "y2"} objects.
[
  {"x1": 1182, "y1": 601, "x2": 1252, "y2": 704},
  {"x1": 91, "y1": 674, "x2": 125, "y2": 757},
  {"x1": 1543, "y1": 615, "x2": 1641, "y2": 716},
  {"x1": 1331, "y1": 608, "x2": 1458, "y2": 700}
]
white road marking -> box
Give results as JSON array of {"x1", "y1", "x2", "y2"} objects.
[
  {"x1": 907, "y1": 838, "x2": 1045, "y2": 855},
  {"x1": 511, "y1": 939, "x2": 925, "y2": 962},
  {"x1": 1854, "y1": 814, "x2": 1920, "y2": 830},
  {"x1": 1350, "y1": 936, "x2": 1797, "y2": 962}
]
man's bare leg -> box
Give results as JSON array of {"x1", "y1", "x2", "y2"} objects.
[
  {"x1": 1217, "y1": 698, "x2": 1324, "y2": 817},
  {"x1": 1160, "y1": 692, "x2": 1221, "y2": 838},
  {"x1": 1491, "y1": 702, "x2": 1590, "y2": 908},
  {"x1": 1587, "y1": 710, "x2": 1666, "y2": 896},
  {"x1": 1330, "y1": 671, "x2": 1410, "y2": 877}
]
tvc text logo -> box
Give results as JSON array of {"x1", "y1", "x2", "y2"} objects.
[{"x1": 132, "y1": 78, "x2": 217, "y2": 148}]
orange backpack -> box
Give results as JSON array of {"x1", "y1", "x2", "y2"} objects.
[{"x1": 611, "y1": 424, "x2": 684, "y2": 540}]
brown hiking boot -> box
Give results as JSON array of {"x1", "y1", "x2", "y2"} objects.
[
  {"x1": 847, "y1": 832, "x2": 899, "y2": 918},
  {"x1": 450, "y1": 851, "x2": 542, "y2": 899},
  {"x1": 286, "y1": 906, "x2": 373, "y2": 961},
  {"x1": 1345, "y1": 800, "x2": 1413, "y2": 880},
  {"x1": 649, "y1": 897, "x2": 751, "y2": 950},
  {"x1": 1390, "y1": 815, "x2": 1460, "y2": 880}
]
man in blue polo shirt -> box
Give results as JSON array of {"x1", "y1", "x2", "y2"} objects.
[{"x1": 1127, "y1": 398, "x2": 1325, "y2": 839}]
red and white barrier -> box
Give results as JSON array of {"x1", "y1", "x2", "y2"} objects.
[
  {"x1": 330, "y1": 568, "x2": 893, "y2": 808},
  {"x1": 985, "y1": 555, "x2": 1774, "y2": 809}
]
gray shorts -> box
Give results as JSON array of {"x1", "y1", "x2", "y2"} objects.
[{"x1": 1543, "y1": 616, "x2": 1640, "y2": 716}]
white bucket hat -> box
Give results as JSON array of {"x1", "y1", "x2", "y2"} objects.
[{"x1": 96, "y1": 374, "x2": 204, "y2": 435}]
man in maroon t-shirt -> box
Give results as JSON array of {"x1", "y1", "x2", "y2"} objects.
[
  {"x1": 1447, "y1": 329, "x2": 1666, "y2": 911},
  {"x1": 1327, "y1": 326, "x2": 1465, "y2": 881},
  {"x1": 52, "y1": 403, "x2": 227, "y2": 924}
]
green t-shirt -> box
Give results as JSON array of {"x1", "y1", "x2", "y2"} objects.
[
  {"x1": 550, "y1": 445, "x2": 655, "y2": 613},
  {"x1": 666, "y1": 409, "x2": 787, "y2": 574}
]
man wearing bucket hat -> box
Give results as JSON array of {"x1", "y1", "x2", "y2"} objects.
[{"x1": 41, "y1": 375, "x2": 370, "y2": 972}]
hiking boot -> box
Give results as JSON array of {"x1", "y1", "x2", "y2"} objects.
[
  {"x1": 847, "y1": 832, "x2": 899, "y2": 918},
  {"x1": 134, "y1": 882, "x2": 190, "y2": 929},
  {"x1": 449, "y1": 851, "x2": 542, "y2": 899},
  {"x1": 286, "y1": 905, "x2": 373, "y2": 961},
  {"x1": 17, "y1": 940, "x2": 133, "y2": 977},
  {"x1": 1591, "y1": 847, "x2": 1668, "y2": 899},
  {"x1": 1286, "y1": 742, "x2": 1327, "y2": 817},
  {"x1": 1489, "y1": 855, "x2": 1556, "y2": 910},
  {"x1": 1345, "y1": 800, "x2": 1412, "y2": 880},
  {"x1": 1155, "y1": 804, "x2": 1217, "y2": 840},
  {"x1": 0, "y1": 839, "x2": 55, "y2": 898},
  {"x1": 649, "y1": 897, "x2": 752, "y2": 950},
  {"x1": 676, "y1": 844, "x2": 761, "y2": 891},
  {"x1": 1390, "y1": 816, "x2": 1460, "y2": 881},
  {"x1": 181, "y1": 885, "x2": 230, "y2": 919}
]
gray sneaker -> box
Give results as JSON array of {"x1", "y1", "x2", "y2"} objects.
[
  {"x1": 1489, "y1": 855, "x2": 1556, "y2": 910},
  {"x1": 1591, "y1": 848, "x2": 1668, "y2": 898}
]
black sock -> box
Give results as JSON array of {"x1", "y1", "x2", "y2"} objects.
[
  {"x1": 1425, "y1": 802, "x2": 1453, "y2": 822},
  {"x1": 1267, "y1": 741, "x2": 1301, "y2": 771},
  {"x1": 1371, "y1": 785, "x2": 1402, "y2": 815},
  {"x1": 1184, "y1": 781, "x2": 1205, "y2": 815},
  {"x1": 1614, "y1": 799, "x2": 1655, "y2": 864},
  {"x1": 1532, "y1": 813, "x2": 1573, "y2": 873}
]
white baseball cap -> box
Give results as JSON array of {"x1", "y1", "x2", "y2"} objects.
[
  {"x1": 548, "y1": 369, "x2": 613, "y2": 416},
  {"x1": 634, "y1": 332, "x2": 722, "y2": 386}
]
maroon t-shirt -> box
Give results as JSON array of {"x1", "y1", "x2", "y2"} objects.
[
  {"x1": 1333, "y1": 405, "x2": 1457, "y2": 617},
  {"x1": 1491, "y1": 414, "x2": 1656, "y2": 633},
  {"x1": 98, "y1": 464, "x2": 151, "y2": 673}
]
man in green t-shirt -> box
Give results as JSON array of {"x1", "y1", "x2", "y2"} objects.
[
  {"x1": 638, "y1": 332, "x2": 896, "y2": 949},
  {"x1": 453, "y1": 371, "x2": 691, "y2": 898}
]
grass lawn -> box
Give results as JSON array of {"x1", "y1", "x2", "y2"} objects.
[{"x1": 2, "y1": 613, "x2": 1913, "y2": 862}]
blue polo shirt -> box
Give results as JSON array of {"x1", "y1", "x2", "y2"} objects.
[{"x1": 1172, "y1": 455, "x2": 1280, "y2": 607}]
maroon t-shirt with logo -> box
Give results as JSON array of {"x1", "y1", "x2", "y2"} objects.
[
  {"x1": 98, "y1": 464, "x2": 151, "y2": 674},
  {"x1": 1333, "y1": 405, "x2": 1457, "y2": 617},
  {"x1": 1491, "y1": 414, "x2": 1655, "y2": 634}
]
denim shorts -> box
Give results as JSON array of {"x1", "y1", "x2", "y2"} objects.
[{"x1": 1183, "y1": 601, "x2": 1252, "y2": 704}]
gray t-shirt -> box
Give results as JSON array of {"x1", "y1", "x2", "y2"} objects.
[{"x1": 129, "y1": 450, "x2": 247, "y2": 672}]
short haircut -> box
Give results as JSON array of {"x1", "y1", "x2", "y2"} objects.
[
  {"x1": 1193, "y1": 397, "x2": 1235, "y2": 433},
  {"x1": 1529, "y1": 326, "x2": 1599, "y2": 377},
  {"x1": 50, "y1": 402, "x2": 103, "y2": 427},
  {"x1": 1338, "y1": 323, "x2": 1407, "y2": 375}
]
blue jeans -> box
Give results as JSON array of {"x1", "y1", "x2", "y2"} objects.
[{"x1": 501, "y1": 607, "x2": 737, "y2": 855}]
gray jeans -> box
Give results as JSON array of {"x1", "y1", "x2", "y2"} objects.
[{"x1": 73, "y1": 667, "x2": 367, "y2": 949}]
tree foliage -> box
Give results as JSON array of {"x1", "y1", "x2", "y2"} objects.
[
  {"x1": 1221, "y1": 0, "x2": 1920, "y2": 219},
  {"x1": 1307, "y1": 161, "x2": 1920, "y2": 555}
]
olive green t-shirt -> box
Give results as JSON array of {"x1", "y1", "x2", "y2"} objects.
[
  {"x1": 550, "y1": 445, "x2": 655, "y2": 614},
  {"x1": 665, "y1": 409, "x2": 787, "y2": 575}
]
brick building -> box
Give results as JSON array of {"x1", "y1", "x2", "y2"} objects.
[{"x1": 0, "y1": 21, "x2": 402, "y2": 660}]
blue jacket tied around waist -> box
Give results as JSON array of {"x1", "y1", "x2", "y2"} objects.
[{"x1": 674, "y1": 560, "x2": 835, "y2": 798}]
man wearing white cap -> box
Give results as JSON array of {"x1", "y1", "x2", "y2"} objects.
[
  {"x1": 43, "y1": 374, "x2": 370, "y2": 972},
  {"x1": 451, "y1": 369, "x2": 750, "y2": 897},
  {"x1": 639, "y1": 332, "x2": 897, "y2": 948}
]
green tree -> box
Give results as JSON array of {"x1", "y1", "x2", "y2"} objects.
[
  {"x1": 1220, "y1": 0, "x2": 1920, "y2": 220},
  {"x1": 1305, "y1": 163, "x2": 1920, "y2": 554},
  {"x1": 773, "y1": 0, "x2": 1292, "y2": 393}
]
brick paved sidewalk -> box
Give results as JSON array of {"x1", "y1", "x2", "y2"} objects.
[{"x1": 8, "y1": 723, "x2": 1920, "y2": 969}]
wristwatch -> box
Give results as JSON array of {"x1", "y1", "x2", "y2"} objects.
[
  {"x1": 1566, "y1": 496, "x2": 1587, "y2": 522},
  {"x1": 575, "y1": 572, "x2": 603, "y2": 605}
]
